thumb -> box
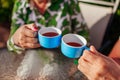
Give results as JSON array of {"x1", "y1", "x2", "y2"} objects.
[
  {"x1": 25, "y1": 23, "x2": 39, "y2": 31},
  {"x1": 90, "y1": 45, "x2": 108, "y2": 59},
  {"x1": 90, "y1": 45, "x2": 98, "y2": 54}
]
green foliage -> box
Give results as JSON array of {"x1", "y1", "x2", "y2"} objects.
[
  {"x1": 117, "y1": 6, "x2": 120, "y2": 16},
  {"x1": 0, "y1": 0, "x2": 15, "y2": 22},
  {"x1": 0, "y1": 0, "x2": 119, "y2": 23},
  {"x1": 103, "y1": 0, "x2": 116, "y2": 2},
  {"x1": 103, "y1": 0, "x2": 120, "y2": 16}
]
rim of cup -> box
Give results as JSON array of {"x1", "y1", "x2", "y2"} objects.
[
  {"x1": 62, "y1": 33, "x2": 87, "y2": 48},
  {"x1": 38, "y1": 27, "x2": 62, "y2": 38}
]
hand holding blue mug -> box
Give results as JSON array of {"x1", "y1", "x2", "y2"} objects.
[{"x1": 61, "y1": 34, "x2": 89, "y2": 58}]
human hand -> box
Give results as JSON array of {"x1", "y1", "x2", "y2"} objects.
[
  {"x1": 13, "y1": 23, "x2": 40, "y2": 49},
  {"x1": 78, "y1": 46, "x2": 120, "y2": 80}
]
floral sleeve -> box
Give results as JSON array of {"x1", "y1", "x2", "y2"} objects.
[
  {"x1": 68, "y1": 0, "x2": 88, "y2": 39},
  {"x1": 7, "y1": 0, "x2": 26, "y2": 54}
]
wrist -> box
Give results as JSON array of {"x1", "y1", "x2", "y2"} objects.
[
  {"x1": 106, "y1": 72, "x2": 120, "y2": 80},
  {"x1": 10, "y1": 36, "x2": 25, "y2": 54},
  {"x1": 12, "y1": 35, "x2": 19, "y2": 46},
  {"x1": 111, "y1": 58, "x2": 120, "y2": 65}
]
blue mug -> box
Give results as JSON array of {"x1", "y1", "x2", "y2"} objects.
[
  {"x1": 61, "y1": 34, "x2": 89, "y2": 58},
  {"x1": 38, "y1": 27, "x2": 62, "y2": 48}
]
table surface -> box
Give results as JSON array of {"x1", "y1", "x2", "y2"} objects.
[{"x1": 0, "y1": 48, "x2": 88, "y2": 80}]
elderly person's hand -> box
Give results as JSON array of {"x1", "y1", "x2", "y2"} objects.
[
  {"x1": 78, "y1": 46, "x2": 120, "y2": 80},
  {"x1": 13, "y1": 23, "x2": 40, "y2": 49}
]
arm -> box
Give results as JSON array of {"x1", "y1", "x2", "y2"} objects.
[
  {"x1": 7, "y1": 0, "x2": 25, "y2": 54},
  {"x1": 78, "y1": 46, "x2": 120, "y2": 80},
  {"x1": 109, "y1": 38, "x2": 120, "y2": 65},
  {"x1": 7, "y1": 0, "x2": 40, "y2": 54}
]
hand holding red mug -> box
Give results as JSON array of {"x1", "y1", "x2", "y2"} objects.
[
  {"x1": 78, "y1": 46, "x2": 120, "y2": 80},
  {"x1": 13, "y1": 23, "x2": 40, "y2": 49}
]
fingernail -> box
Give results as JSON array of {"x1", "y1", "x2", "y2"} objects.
[
  {"x1": 90, "y1": 50, "x2": 95, "y2": 54},
  {"x1": 32, "y1": 24, "x2": 39, "y2": 31}
]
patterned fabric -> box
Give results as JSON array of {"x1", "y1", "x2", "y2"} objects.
[{"x1": 7, "y1": 0, "x2": 87, "y2": 53}]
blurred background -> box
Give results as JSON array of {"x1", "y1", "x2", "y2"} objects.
[
  {"x1": 0, "y1": 0, "x2": 120, "y2": 55},
  {"x1": 0, "y1": 0, "x2": 15, "y2": 48}
]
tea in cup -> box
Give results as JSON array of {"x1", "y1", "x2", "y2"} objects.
[
  {"x1": 38, "y1": 27, "x2": 62, "y2": 48},
  {"x1": 61, "y1": 33, "x2": 89, "y2": 58}
]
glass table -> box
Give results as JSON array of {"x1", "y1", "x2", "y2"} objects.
[{"x1": 0, "y1": 48, "x2": 88, "y2": 80}]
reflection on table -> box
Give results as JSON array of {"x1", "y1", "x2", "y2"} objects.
[{"x1": 0, "y1": 48, "x2": 88, "y2": 80}]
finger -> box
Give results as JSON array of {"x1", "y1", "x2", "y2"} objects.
[
  {"x1": 78, "y1": 56, "x2": 89, "y2": 64},
  {"x1": 82, "y1": 50, "x2": 97, "y2": 63},
  {"x1": 23, "y1": 27, "x2": 37, "y2": 37},
  {"x1": 90, "y1": 45, "x2": 105, "y2": 58},
  {"x1": 90, "y1": 45, "x2": 98, "y2": 54},
  {"x1": 17, "y1": 35, "x2": 26, "y2": 45},
  {"x1": 78, "y1": 57, "x2": 91, "y2": 75},
  {"x1": 32, "y1": 23, "x2": 39, "y2": 31},
  {"x1": 22, "y1": 43, "x2": 40, "y2": 49},
  {"x1": 25, "y1": 23, "x2": 39, "y2": 31},
  {"x1": 25, "y1": 37, "x2": 38, "y2": 43},
  {"x1": 78, "y1": 56, "x2": 92, "y2": 67}
]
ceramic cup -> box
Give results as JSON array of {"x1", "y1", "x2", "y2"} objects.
[
  {"x1": 61, "y1": 33, "x2": 89, "y2": 58},
  {"x1": 38, "y1": 27, "x2": 62, "y2": 48}
]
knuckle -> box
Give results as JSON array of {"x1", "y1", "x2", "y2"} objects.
[
  {"x1": 18, "y1": 40, "x2": 25, "y2": 48},
  {"x1": 28, "y1": 30, "x2": 35, "y2": 37},
  {"x1": 95, "y1": 58, "x2": 108, "y2": 71},
  {"x1": 99, "y1": 62, "x2": 107, "y2": 71},
  {"x1": 78, "y1": 57, "x2": 83, "y2": 63},
  {"x1": 101, "y1": 64, "x2": 108, "y2": 71},
  {"x1": 77, "y1": 65, "x2": 80, "y2": 70},
  {"x1": 19, "y1": 43, "x2": 25, "y2": 48},
  {"x1": 21, "y1": 45, "x2": 25, "y2": 48},
  {"x1": 21, "y1": 26, "x2": 26, "y2": 33},
  {"x1": 34, "y1": 39, "x2": 38, "y2": 43},
  {"x1": 20, "y1": 38, "x2": 25, "y2": 43},
  {"x1": 32, "y1": 38, "x2": 36, "y2": 42},
  {"x1": 83, "y1": 50, "x2": 88, "y2": 56},
  {"x1": 96, "y1": 73, "x2": 102, "y2": 77},
  {"x1": 82, "y1": 50, "x2": 90, "y2": 58},
  {"x1": 31, "y1": 43, "x2": 35, "y2": 47},
  {"x1": 97, "y1": 57, "x2": 105, "y2": 64}
]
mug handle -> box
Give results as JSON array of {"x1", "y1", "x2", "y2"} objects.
[
  {"x1": 74, "y1": 46, "x2": 90, "y2": 65},
  {"x1": 84, "y1": 46, "x2": 90, "y2": 50},
  {"x1": 81, "y1": 46, "x2": 90, "y2": 56}
]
